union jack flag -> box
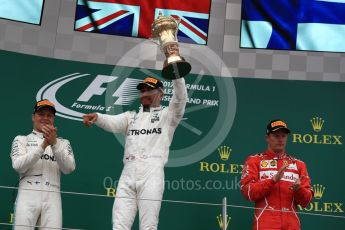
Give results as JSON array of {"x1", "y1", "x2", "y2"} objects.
[{"x1": 75, "y1": 0, "x2": 211, "y2": 45}]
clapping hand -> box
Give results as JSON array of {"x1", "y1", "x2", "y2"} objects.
[
  {"x1": 41, "y1": 125, "x2": 57, "y2": 148},
  {"x1": 273, "y1": 161, "x2": 289, "y2": 183},
  {"x1": 290, "y1": 176, "x2": 304, "y2": 191}
]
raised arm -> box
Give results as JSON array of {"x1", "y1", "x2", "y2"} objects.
[{"x1": 168, "y1": 78, "x2": 187, "y2": 126}]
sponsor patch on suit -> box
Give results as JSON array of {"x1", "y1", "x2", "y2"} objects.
[
  {"x1": 287, "y1": 163, "x2": 298, "y2": 170},
  {"x1": 260, "y1": 160, "x2": 278, "y2": 169},
  {"x1": 259, "y1": 170, "x2": 299, "y2": 182}
]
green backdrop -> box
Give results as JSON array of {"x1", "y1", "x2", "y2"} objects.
[{"x1": 0, "y1": 50, "x2": 344, "y2": 229}]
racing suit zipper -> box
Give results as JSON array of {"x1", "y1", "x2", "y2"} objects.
[{"x1": 279, "y1": 160, "x2": 283, "y2": 229}]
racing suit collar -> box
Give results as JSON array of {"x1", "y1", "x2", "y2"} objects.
[
  {"x1": 265, "y1": 149, "x2": 288, "y2": 159},
  {"x1": 32, "y1": 130, "x2": 44, "y2": 139}
]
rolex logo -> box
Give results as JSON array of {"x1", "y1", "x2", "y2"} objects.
[
  {"x1": 218, "y1": 146, "x2": 231, "y2": 161},
  {"x1": 217, "y1": 214, "x2": 231, "y2": 229},
  {"x1": 293, "y1": 117, "x2": 342, "y2": 145},
  {"x1": 313, "y1": 184, "x2": 325, "y2": 199},
  {"x1": 310, "y1": 117, "x2": 324, "y2": 132}
]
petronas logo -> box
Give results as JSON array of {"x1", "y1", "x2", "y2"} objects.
[
  {"x1": 217, "y1": 214, "x2": 231, "y2": 229},
  {"x1": 310, "y1": 117, "x2": 324, "y2": 132},
  {"x1": 313, "y1": 184, "x2": 325, "y2": 200},
  {"x1": 218, "y1": 146, "x2": 231, "y2": 161}
]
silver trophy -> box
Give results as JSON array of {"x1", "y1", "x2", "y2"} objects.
[{"x1": 151, "y1": 13, "x2": 191, "y2": 79}]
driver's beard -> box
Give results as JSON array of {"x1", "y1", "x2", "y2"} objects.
[
  {"x1": 142, "y1": 97, "x2": 160, "y2": 111},
  {"x1": 151, "y1": 94, "x2": 162, "y2": 107},
  {"x1": 141, "y1": 91, "x2": 162, "y2": 110}
]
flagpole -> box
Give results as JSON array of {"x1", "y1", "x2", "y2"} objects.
[{"x1": 222, "y1": 197, "x2": 227, "y2": 230}]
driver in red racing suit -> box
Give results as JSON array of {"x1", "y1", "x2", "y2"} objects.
[{"x1": 241, "y1": 119, "x2": 313, "y2": 230}]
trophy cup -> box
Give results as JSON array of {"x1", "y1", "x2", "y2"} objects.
[{"x1": 151, "y1": 13, "x2": 191, "y2": 79}]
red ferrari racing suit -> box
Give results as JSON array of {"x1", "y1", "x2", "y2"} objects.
[{"x1": 241, "y1": 150, "x2": 313, "y2": 230}]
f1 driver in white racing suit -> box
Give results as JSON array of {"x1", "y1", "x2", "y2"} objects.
[
  {"x1": 83, "y1": 76, "x2": 187, "y2": 230},
  {"x1": 11, "y1": 99, "x2": 76, "y2": 230}
]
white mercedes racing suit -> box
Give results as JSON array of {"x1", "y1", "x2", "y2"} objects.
[
  {"x1": 10, "y1": 130, "x2": 75, "y2": 230},
  {"x1": 96, "y1": 78, "x2": 187, "y2": 230}
]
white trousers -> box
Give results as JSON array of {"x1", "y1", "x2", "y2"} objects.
[
  {"x1": 112, "y1": 162, "x2": 164, "y2": 230},
  {"x1": 14, "y1": 182, "x2": 62, "y2": 230}
]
